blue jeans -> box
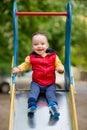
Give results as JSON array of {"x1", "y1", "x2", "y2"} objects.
[{"x1": 28, "y1": 81, "x2": 58, "y2": 107}]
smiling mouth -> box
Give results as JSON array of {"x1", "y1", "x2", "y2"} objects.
[{"x1": 37, "y1": 49, "x2": 43, "y2": 52}]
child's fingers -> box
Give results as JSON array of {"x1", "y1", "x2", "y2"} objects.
[{"x1": 12, "y1": 67, "x2": 19, "y2": 74}]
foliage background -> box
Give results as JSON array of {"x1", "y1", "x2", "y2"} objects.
[{"x1": 0, "y1": 0, "x2": 87, "y2": 76}]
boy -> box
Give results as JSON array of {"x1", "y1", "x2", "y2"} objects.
[{"x1": 12, "y1": 32, "x2": 64, "y2": 118}]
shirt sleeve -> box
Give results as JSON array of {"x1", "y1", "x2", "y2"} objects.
[
  {"x1": 55, "y1": 55, "x2": 63, "y2": 70},
  {"x1": 18, "y1": 56, "x2": 31, "y2": 72}
]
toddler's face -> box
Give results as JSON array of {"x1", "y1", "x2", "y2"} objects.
[{"x1": 32, "y1": 34, "x2": 49, "y2": 56}]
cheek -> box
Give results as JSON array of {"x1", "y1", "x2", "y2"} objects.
[{"x1": 32, "y1": 46, "x2": 37, "y2": 51}]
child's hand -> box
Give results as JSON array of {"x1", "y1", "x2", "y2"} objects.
[
  {"x1": 56, "y1": 66, "x2": 64, "y2": 74},
  {"x1": 12, "y1": 67, "x2": 21, "y2": 74}
]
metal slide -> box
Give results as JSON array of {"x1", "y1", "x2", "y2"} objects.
[
  {"x1": 11, "y1": 90, "x2": 72, "y2": 130},
  {"x1": 8, "y1": 83, "x2": 78, "y2": 130}
]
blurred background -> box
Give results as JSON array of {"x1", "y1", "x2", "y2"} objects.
[{"x1": 0, "y1": 0, "x2": 87, "y2": 130}]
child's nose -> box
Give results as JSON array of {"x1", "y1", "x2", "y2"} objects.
[{"x1": 38, "y1": 44, "x2": 42, "y2": 48}]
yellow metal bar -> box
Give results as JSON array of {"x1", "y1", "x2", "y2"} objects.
[
  {"x1": 11, "y1": 56, "x2": 14, "y2": 78},
  {"x1": 8, "y1": 84, "x2": 15, "y2": 130},
  {"x1": 69, "y1": 84, "x2": 78, "y2": 130}
]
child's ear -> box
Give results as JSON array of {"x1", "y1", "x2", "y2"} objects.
[{"x1": 47, "y1": 43, "x2": 49, "y2": 48}]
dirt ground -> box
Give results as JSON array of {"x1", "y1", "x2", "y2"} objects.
[
  {"x1": 0, "y1": 81, "x2": 87, "y2": 130},
  {"x1": 0, "y1": 94, "x2": 10, "y2": 130},
  {"x1": 75, "y1": 81, "x2": 87, "y2": 130}
]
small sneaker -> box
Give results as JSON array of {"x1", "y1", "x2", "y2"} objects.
[
  {"x1": 28, "y1": 106, "x2": 36, "y2": 114},
  {"x1": 49, "y1": 102, "x2": 60, "y2": 119}
]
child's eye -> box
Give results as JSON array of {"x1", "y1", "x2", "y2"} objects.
[
  {"x1": 33, "y1": 43, "x2": 38, "y2": 46},
  {"x1": 41, "y1": 42, "x2": 45, "y2": 45}
]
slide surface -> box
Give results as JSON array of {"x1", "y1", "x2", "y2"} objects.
[{"x1": 13, "y1": 90, "x2": 72, "y2": 130}]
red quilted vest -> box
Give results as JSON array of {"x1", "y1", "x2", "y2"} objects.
[{"x1": 30, "y1": 52, "x2": 56, "y2": 86}]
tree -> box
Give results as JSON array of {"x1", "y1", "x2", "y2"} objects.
[{"x1": 0, "y1": 0, "x2": 87, "y2": 76}]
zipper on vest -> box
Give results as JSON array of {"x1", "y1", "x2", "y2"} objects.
[{"x1": 43, "y1": 57, "x2": 47, "y2": 81}]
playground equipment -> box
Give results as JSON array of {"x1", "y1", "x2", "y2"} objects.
[{"x1": 8, "y1": 2, "x2": 78, "y2": 130}]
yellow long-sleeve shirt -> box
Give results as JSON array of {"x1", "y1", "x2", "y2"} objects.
[{"x1": 18, "y1": 55, "x2": 63, "y2": 72}]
